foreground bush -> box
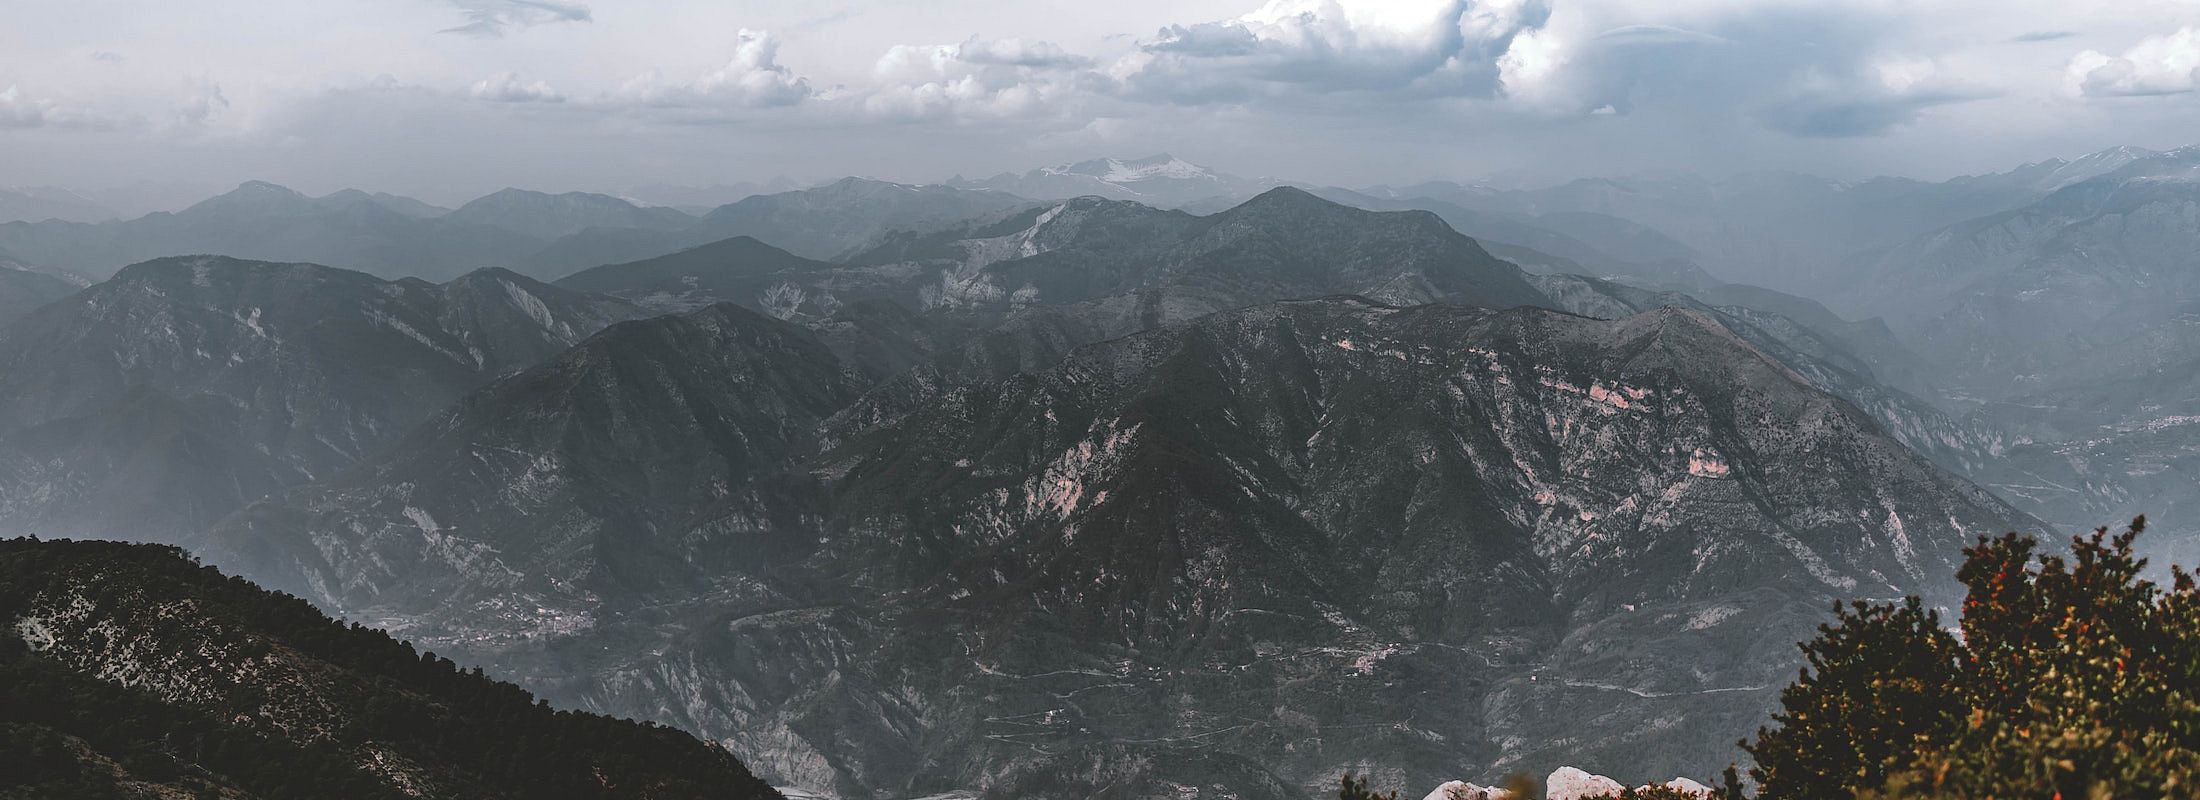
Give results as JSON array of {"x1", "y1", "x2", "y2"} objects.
[{"x1": 1747, "y1": 518, "x2": 2200, "y2": 798}]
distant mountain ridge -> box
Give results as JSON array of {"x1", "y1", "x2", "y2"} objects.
[
  {"x1": 950, "y1": 153, "x2": 1282, "y2": 208},
  {"x1": 0, "y1": 185, "x2": 119, "y2": 224},
  {"x1": 446, "y1": 188, "x2": 694, "y2": 241},
  {"x1": 0, "y1": 182, "x2": 542, "y2": 281}
]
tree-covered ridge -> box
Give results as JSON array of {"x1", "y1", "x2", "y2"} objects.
[
  {"x1": 1746, "y1": 517, "x2": 2200, "y2": 798},
  {"x1": 0, "y1": 538, "x2": 783, "y2": 800}
]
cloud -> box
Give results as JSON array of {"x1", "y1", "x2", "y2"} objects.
[
  {"x1": 441, "y1": 0, "x2": 591, "y2": 38},
  {"x1": 955, "y1": 37, "x2": 1093, "y2": 69},
  {"x1": 0, "y1": 85, "x2": 129, "y2": 130},
  {"x1": 1756, "y1": 54, "x2": 1998, "y2": 138},
  {"x1": 173, "y1": 82, "x2": 230, "y2": 127},
  {"x1": 1489, "y1": 4, "x2": 2000, "y2": 139},
  {"x1": 471, "y1": 72, "x2": 566, "y2": 103},
  {"x1": 1760, "y1": 75, "x2": 1994, "y2": 138},
  {"x1": 2009, "y1": 30, "x2": 2078, "y2": 43},
  {"x1": 865, "y1": 36, "x2": 1097, "y2": 121},
  {"x1": 89, "y1": 51, "x2": 126, "y2": 63},
  {"x1": 621, "y1": 29, "x2": 814, "y2": 110},
  {"x1": 1112, "y1": 0, "x2": 1552, "y2": 103},
  {"x1": 2067, "y1": 27, "x2": 2200, "y2": 97}
]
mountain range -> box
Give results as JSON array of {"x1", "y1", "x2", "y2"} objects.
[
  {"x1": 198, "y1": 294, "x2": 2031, "y2": 798},
  {"x1": 0, "y1": 256, "x2": 641, "y2": 544},
  {"x1": 0, "y1": 188, "x2": 2000, "y2": 797},
  {"x1": 10, "y1": 144, "x2": 2200, "y2": 798}
]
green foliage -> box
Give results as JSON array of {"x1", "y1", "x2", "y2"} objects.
[
  {"x1": 1743, "y1": 517, "x2": 2200, "y2": 798},
  {"x1": 0, "y1": 538, "x2": 782, "y2": 800}
]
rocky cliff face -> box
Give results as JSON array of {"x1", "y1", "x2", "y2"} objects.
[
  {"x1": 0, "y1": 256, "x2": 642, "y2": 543},
  {"x1": 207, "y1": 297, "x2": 2033, "y2": 799}
]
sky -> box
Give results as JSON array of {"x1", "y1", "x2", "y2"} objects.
[{"x1": 3, "y1": 0, "x2": 2200, "y2": 205}]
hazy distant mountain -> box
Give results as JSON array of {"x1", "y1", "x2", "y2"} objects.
[
  {"x1": 950, "y1": 153, "x2": 1281, "y2": 208},
  {"x1": 1854, "y1": 150, "x2": 2200, "y2": 393},
  {"x1": 0, "y1": 185, "x2": 118, "y2": 224},
  {"x1": 205, "y1": 297, "x2": 2032, "y2": 798},
  {"x1": 555, "y1": 235, "x2": 840, "y2": 313},
  {"x1": 0, "y1": 253, "x2": 79, "y2": 327},
  {"x1": 624, "y1": 179, "x2": 805, "y2": 213},
  {"x1": 1393, "y1": 149, "x2": 2188, "y2": 297},
  {"x1": 689, "y1": 178, "x2": 1031, "y2": 260},
  {"x1": 0, "y1": 256, "x2": 641, "y2": 543},
  {"x1": 838, "y1": 186, "x2": 1551, "y2": 322},
  {"x1": 0, "y1": 538, "x2": 782, "y2": 800},
  {"x1": 445, "y1": 188, "x2": 694, "y2": 241},
  {"x1": 1293, "y1": 186, "x2": 1722, "y2": 290},
  {"x1": 524, "y1": 178, "x2": 1034, "y2": 275},
  {"x1": 0, "y1": 181, "x2": 545, "y2": 280},
  {"x1": 327, "y1": 188, "x2": 452, "y2": 219}
]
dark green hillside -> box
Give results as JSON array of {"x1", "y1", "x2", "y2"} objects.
[{"x1": 0, "y1": 538, "x2": 783, "y2": 800}]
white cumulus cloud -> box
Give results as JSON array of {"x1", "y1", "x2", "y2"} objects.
[
  {"x1": 472, "y1": 72, "x2": 566, "y2": 103},
  {"x1": 865, "y1": 36, "x2": 1096, "y2": 121},
  {"x1": 2068, "y1": 27, "x2": 2200, "y2": 97},
  {"x1": 1112, "y1": 0, "x2": 1552, "y2": 102},
  {"x1": 622, "y1": 29, "x2": 814, "y2": 109}
]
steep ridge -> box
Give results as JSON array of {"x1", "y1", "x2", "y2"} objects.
[
  {"x1": 205, "y1": 303, "x2": 871, "y2": 632},
  {"x1": 0, "y1": 256, "x2": 643, "y2": 543},
  {"x1": 0, "y1": 538, "x2": 781, "y2": 800},
  {"x1": 1527, "y1": 273, "x2": 2007, "y2": 474},
  {"x1": 205, "y1": 297, "x2": 2034, "y2": 799}
]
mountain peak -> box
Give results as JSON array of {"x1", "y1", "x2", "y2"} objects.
[
  {"x1": 1222, "y1": 184, "x2": 1337, "y2": 214},
  {"x1": 233, "y1": 179, "x2": 303, "y2": 196},
  {"x1": 178, "y1": 181, "x2": 319, "y2": 217}
]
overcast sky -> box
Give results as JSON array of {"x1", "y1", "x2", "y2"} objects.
[{"x1": 4, "y1": 0, "x2": 2199, "y2": 203}]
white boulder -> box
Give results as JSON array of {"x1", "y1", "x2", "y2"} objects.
[
  {"x1": 1545, "y1": 766, "x2": 1625, "y2": 800},
  {"x1": 1662, "y1": 777, "x2": 1714, "y2": 797},
  {"x1": 1422, "y1": 780, "x2": 1510, "y2": 800}
]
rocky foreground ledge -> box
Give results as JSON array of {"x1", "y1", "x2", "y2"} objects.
[{"x1": 1425, "y1": 767, "x2": 1715, "y2": 799}]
